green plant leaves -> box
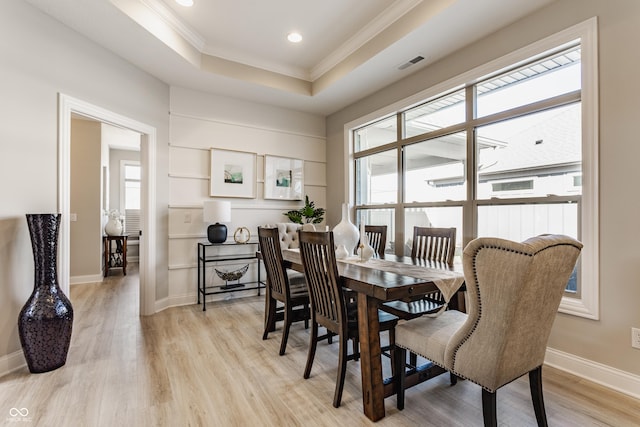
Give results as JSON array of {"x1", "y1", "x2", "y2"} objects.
[{"x1": 283, "y1": 195, "x2": 325, "y2": 224}]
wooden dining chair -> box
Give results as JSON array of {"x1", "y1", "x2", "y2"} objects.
[
  {"x1": 394, "y1": 234, "x2": 583, "y2": 426},
  {"x1": 411, "y1": 226, "x2": 457, "y2": 264},
  {"x1": 258, "y1": 227, "x2": 310, "y2": 356},
  {"x1": 383, "y1": 227, "x2": 458, "y2": 320},
  {"x1": 381, "y1": 226, "x2": 458, "y2": 371},
  {"x1": 297, "y1": 229, "x2": 398, "y2": 408},
  {"x1": 364, "y1": 225, "x2": 387, "y2": 258}
]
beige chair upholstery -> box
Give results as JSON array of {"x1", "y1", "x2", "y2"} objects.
[
  {"x1": 264, "y1": 223, "x2": 316, "y2": 250},
  {"x1": 394, "y1": 234, "x2": 583, "y2": 427},
  {"x1": 270, "y1": 223, "x2": 302, "y2": 249}
]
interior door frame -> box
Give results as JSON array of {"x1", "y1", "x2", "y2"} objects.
[{"x1": 58, "y1": 93, "x2": 157, "y2": 316}]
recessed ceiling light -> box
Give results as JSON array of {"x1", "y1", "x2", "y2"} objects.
[
  {"x1": 175, "y1": 0, "x2": 194, "y2": 6},
  {"x1": 287, "y1": 32, "x2": 302, "y2": 43}
]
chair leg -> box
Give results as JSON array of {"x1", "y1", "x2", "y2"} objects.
[
  {"x1": 304, "y1": 303, "x2": 309, "y2": 329},
  {"x1": 409, "y1": 351, "x2": 418, "y2": 368},
  {"x1": 352, "y1": 335, "x2": 359, "y2": 361},
  {"x1": 450, "y1": 372, "x2": 458, "y2": 385},
  {"x1": 482, "y1": 389, "x2": 497, "y2": 427},
  {"x1": 389, "y1": 329, "x2": 396, "y2": 378},
  {"x1": 279, "y1": 305, "x2": 292, "y2": 356},
  {"x1": 529, "y1": 366, "x2": 549, "y2": 427},
  {"x1": 303, "y1": 321, "x2": 318, "y2": 379},
  {"x1": 394, "y1": 346, "x2": 407, "y2": 410},
  {"x1": 263, "y1": 296, "x2": 276, "y2": 340},
  {"x1": 333, "y1": 333, "x2": 348, "y2": 408}
]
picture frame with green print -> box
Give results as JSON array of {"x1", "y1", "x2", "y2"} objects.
[
  {"x1": 210, "y1": 148, "x2": 256, "y2": 198},
  {"x1": 264, "y1": 155, "x2": 304, "y2": 200}
]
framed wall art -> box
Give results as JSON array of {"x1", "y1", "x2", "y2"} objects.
[
  {"x1": 264, "y1": 155, "x2": 304, "y2": 200},
  {"x1": 210, "y1": 149, "x2": 257, "y2": 198}
]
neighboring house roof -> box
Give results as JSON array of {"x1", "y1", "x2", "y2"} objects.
[{"x1": 478, "y1": 104, "x2": 581, "y2": 178}]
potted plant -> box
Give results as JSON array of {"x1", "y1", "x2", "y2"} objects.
[{"x1": 284, "y1": 195, "x2": 325, "y2": 224}]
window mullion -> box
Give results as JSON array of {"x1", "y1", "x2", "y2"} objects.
[
  {"x1": 395, "y1": 113, "x2": 404, "y2": 254},
  {"x1": 465, "y1": 85, "x2": 476, "y2": 247}
]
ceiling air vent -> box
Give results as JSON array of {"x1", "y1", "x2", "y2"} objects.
[{"x1": 398, "y1": 55, "x2": 424, "y2": 70}]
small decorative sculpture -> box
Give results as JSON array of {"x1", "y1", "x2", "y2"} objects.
[
  {"x1": 215, "y1": 264, "x2": 249, "y2": 289},
  {"x1": 233, "y1": 227, "x2": 251, "y2": 243}
]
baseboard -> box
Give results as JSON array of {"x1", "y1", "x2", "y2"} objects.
[
  {"x1": 0, "y1": 350, "x2": 26, "y2": 377},
  {"x1": 154, "y1": 296, "x2": 172, "y2": 313},
  {"x1": 155, "y1": 290, "x2": 262, "y2": 313},
  {"x1": 70, "y1": 274, "x2": 103, "y2": 285},
  {"x1": 545, "y1": 347, "x2": 640, "y2": 400}
]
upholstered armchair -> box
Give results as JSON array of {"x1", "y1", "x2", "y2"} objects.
[
  {"x1": 394, "y1": 234, "x2": 583, "y2": 427},
  {"x1": 265, "y1": 222, "x2": 315, "y2": 250}
]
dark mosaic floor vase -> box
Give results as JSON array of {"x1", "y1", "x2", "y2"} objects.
[{"x1": 18, "y1": 214, "x2": 73, "y2": 373}]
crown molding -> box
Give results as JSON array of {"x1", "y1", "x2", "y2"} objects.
[
  {"x1": 129, "y1": 0, "x2": 423, "y2": 83},
  {"x1": 140, "y1": 0, "x2": 205, "y2": 51},
  {"x1": 310, "y1": 0, "x2": 422, "y2": 81}
]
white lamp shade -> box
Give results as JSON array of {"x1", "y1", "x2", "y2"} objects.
[{"x1": 203, "y1": 200, "x2": 231, "y2": 223}]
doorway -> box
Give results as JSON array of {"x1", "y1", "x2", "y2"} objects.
[{"x1": 58, "y1": 94, "x2": 157, "y2": 316}]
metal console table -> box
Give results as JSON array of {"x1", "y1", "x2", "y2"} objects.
[{"x1": 197, "y1": 241, "x2": 264, "y2": 311}]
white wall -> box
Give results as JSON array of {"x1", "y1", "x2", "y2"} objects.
[
  {"x1": 167, "y1": 87, "x2": 326, "y2": 307},
  {"x1": 0, "y1": 1, "x2": 170, "y2": 371}
]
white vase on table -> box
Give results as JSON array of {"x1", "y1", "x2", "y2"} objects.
[
  {"x1": 335, "y1": 244, "x2": 349, "y2": 260},
  {"x1": 357, "y1": 222, "x2": 375, "y2": 262},
  {"x1": 332, "y1": 203, "x2": 359, "y2": 256},
  {"x1": 104, "y1": 210, "x2": 123, "y2": 236}
]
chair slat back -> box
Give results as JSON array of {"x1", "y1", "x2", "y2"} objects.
[
  {"x1": 258, "y1": 227, "x2": 289, "y2": 300},
  {"x1": 411, "y1": 226, "x2": 456, "y2": 265},
  {"x1": 365, "y1": 225, "x2": 387, "y2": 258},
  {"x1": 298, "y1": 230, "x2": 345, "y2": 335}
]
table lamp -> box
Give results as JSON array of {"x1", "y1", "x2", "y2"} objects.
[{"x1": 203, "y1": 200, "x2": 231, "y2": 244}]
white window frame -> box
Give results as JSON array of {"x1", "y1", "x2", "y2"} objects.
[{"x1": 345, "y1": 18, "x2": 599, "y2": 319}]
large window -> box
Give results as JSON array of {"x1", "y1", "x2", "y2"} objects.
[{"x1": 350, "y1": 19, "x2": 598, "y2": 319}]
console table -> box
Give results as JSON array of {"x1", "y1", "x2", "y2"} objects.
[
  {"x1": 197, "y1": 241, "x2": 264, "y2": 311},
  {"x1": 103, "y1": 235, "x2": 127, "y2": 277}
]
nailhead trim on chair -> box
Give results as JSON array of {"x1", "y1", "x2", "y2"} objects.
[
  {"x1": 447, "y1": 244, "x2": 532, "y2": 391},
  {"x1": 447, "y1": 241, "x2": 576, "y2": 392}
]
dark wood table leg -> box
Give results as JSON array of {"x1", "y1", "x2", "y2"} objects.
[
  {"x1": 103, "y1": 237, "x2": 109, "y2": 277},
  {"x1": 357, "y1": 292, "x2": 385, "y2": 421},
  {"x1": 122, "y1": 236, "x2": 127, "y2": 275}
]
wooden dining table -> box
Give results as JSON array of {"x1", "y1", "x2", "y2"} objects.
[{"x1": 279, "y1": 249, "x2": 466, "y2": 422}]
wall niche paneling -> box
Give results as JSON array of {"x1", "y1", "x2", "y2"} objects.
[{"x1": 168, "y1": 87, "x2": 326, "y2": 305}]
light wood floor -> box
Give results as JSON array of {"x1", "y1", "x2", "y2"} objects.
[{"x1": 2, "y1": 266, "x2": 639, "y2": 426}]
